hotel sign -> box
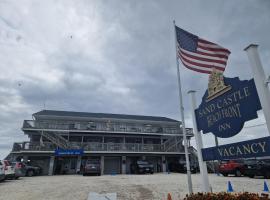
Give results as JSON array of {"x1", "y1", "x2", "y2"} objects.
[
  {"x1": 195, "y1": 71, "x2": 261, "y2": 138},
  {"x1": 55, "y1": 149, "x2": 84, "y2": 156},
  {"x1": 202, "y1": 136, "x2": 270, "y2": 161}
]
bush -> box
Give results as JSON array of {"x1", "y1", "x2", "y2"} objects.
[{"x1": 184, "y1": 192, "x2": 269, "y2": 200}]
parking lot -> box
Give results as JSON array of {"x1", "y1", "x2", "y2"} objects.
[{"x1": 0, "y1": 173, "x2": 269, "y2": 200}]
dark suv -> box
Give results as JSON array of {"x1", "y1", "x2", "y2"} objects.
[
  {"x1": 83, "y1": 159, "x2": 101, "y2": 176},
  {"x1": 219, "y1": 160, "x2": 246, "y2": 177},
  {"x1": 244, "y1": 159, "x2": 270, "y2": 178},
  {"x1": 130, "y1": 160, "x2": 154, "y2": 174},
  {"x1": 168, "y1": 162, "x2": 198, "y2": 173}
]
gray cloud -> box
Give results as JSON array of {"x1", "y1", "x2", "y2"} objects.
[{"x1": 0, "y1": 0, "x2": 270, "y2": 159}]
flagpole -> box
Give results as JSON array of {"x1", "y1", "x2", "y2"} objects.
[{"x1": 173, "y1": 20, "x2": 193, "y2": 194}]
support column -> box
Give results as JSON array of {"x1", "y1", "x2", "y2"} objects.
[
  {"x1": 100, "y1": 156, "x2": 104, "y2": 175},
  {"x1": 244, "y1": 44, "x2": 270, "y2": 134},
  {"x1": 81, "y1": 136, "x2": 84, "y2": 144},
  {"x1": 48, "y1": 156, "x2": 55, "y2": 176},
  {"x1": 122, "y1": 156, "x2": 126, "y2": 174},
  {"x1": 162, "y1": 155, "x2": 166, "y2": 173},
  {"x1": 76, "y1": 156, "x2": 82, "y2": 174},
  {"x1": 188, "y1": 90, "x2": 210, "y2": 192}
]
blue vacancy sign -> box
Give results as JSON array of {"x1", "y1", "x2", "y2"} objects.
[
  {"x1": 55, "y1": 149, "x2": 84, "y2": 156},
  {"x1": 195, "y1": 71, "x2": 261, "y2": 138},
  {"x1": 202, "y1": 136, "x2": 270, "y2": 161}
]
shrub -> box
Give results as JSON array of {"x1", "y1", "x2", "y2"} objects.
[{"x1": 184, "y1": 192, "x2": 269, "y2": 200}]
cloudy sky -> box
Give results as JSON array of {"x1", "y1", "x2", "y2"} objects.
[{"x1": 0, "y1": 0, "x2": 270, "y2": 159}]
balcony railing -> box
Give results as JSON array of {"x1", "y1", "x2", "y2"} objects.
[
  {"x1": 12, "y1": 142, "x2": 184, "y2": 153},
  {"x1": 22, "y1": 120, "x2": 194, "y2": 136}
]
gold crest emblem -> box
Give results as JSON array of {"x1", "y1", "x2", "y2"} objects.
[{"x1": 206, "y1": 69, "x2": 231, "y2": 102}]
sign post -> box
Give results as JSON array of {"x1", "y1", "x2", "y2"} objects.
[
  {"x1": 188, "y1": 90, "x2": 210, "y2": 192},
  {"x1": 244, "y1": 44, "x2": 270, "y2": 134}
]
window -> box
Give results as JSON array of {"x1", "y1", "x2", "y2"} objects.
[{"x1": 74, "y1": 123, "x2": 80, "y2": 129}]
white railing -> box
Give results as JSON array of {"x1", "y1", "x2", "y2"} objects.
[
  {"x1": 22, "y1": 120, "x2": 181, "y2": 135},
  {"x1": 12, "y1": 142, "x2": 184, "y2": 153}
]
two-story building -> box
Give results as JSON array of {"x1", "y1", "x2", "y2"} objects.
[{"x1": 10, "y1": 110, "x2": 197, "y2": 175}]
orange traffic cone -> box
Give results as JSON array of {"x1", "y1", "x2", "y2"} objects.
[{"x1": 167, "y1": 193, "x2": 172, "y2": 200}]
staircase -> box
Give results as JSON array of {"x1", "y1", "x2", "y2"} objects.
[
  {"x1": 41, "y1": 131, "x2": 70, "y2": 149},
  {"x1": 163, "y1": 136, "x2": 183, "y2": 152},
  {"x1": 188, "y1": 146, "x2": 197, "y2": 157}
]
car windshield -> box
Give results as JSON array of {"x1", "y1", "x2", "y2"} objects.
[
  {"x1": 245, "y1": 160, "x2": 257, "y2": 164},
  {"x1": 220, "y1": 161, "x2": 229, "y2": 164},
  {"x1": 137, "y1": 161, "x2": 149, "y2": 165},
  {"x1": 86, "y1": 160, "x2": 99, "y2": 164}
]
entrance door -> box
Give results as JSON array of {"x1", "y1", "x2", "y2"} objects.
[
  {"x1": 54, "y1": 157, "x2": 78, "y2": 174},
  {"x1": 104, "y1": 157, "x2": 121, "y2": 175},
  {"x1": 146, "y1": 156, "x2": 161, "y2": 173}
]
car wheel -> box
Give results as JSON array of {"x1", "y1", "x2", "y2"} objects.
[
  {"x1": 222, "y1": 173, "x2": 228, "y2": 177},
  {"x1": 235, "y1": 169, "x2": 242, "y2": 177},
  {"x1": 264, "y1": 172, "x2": 270, "y2": 179},
  {"x1": 27, "y1": 170, "x2": 34, "y2": 177}
]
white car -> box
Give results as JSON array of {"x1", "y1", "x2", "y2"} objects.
[
  {"x1": 0, "y1": 161, "x2": 5, "y2": 181},
  {"x1": 0, "y1": 160, "x2": 15, "y2": 180}
]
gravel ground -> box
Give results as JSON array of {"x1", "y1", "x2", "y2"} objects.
[{"x1": 0, "y1": 173, "x2": 269, "y2": 200}]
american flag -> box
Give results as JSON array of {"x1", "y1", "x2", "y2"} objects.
[{"x1": 175, "y1": 26, "x2": 230, "y2": 74}]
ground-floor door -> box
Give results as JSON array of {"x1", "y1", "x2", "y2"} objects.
[
  {"x1": 54, "y1": 157, "x2": 77, "y2": 175},
  {"x1": 146, "y1": 156, "x2": 162, "y2": 173},
  {"x1": 104, "y1": 156, "x2": 121, "y2": 175}
]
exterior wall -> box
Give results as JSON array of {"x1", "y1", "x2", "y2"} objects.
[
  {"x1": 11, "y1": 153, "x2": 190, "y2": 176},
  {"x1": 10, "y1": 111, "x2": 196, "y2": 176}
]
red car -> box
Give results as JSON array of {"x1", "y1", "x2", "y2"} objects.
[{"x1": 219, "y1": 160, "x2": 246, "y2": 177}]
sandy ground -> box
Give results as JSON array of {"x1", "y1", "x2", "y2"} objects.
[{"x1": 0, "y1": 173, "x2": 269, "y2": 200}]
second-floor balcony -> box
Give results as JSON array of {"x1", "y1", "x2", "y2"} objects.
[
  {"x1": 12, "y1": 141, "x2": 184, "y2": 153},
  {"x1": 22, "y1": 120, "x2": 193, "y2": 136}
]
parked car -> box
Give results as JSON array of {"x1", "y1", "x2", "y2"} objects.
[
  {"x1": 0, "y1": 160, "x2": 15, "y2": 179},
  {"x1": 11, "y1": 162, "x2": 26, "y2": 178},
  {"x1": 0, "y1": 161, "x2": 5, "y2": 182},
  {"x1": 11, "y1": 161, "x2": 42, "y2": 177},
  {"x1": 168, "y1": 162, "x2": 185, "y2": 173},
  {"x1": 83, "y1": 159, "x2": 101, "y2": 176},
  {"x1": 168, "y1": 162, "x2": 198, "y2": 173},
  {"x1": 244, "y1": 159, "x2": 270, "y2": 178},
  {"x1": 130, "y1": 160, "x2": 154, "y2": 174},
  {"x1": 24, "y1": 162, "x2": 42, "y2": 176},
  {"x1": 218, "y1": 160, "x2": 246, "y2": 177}
]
